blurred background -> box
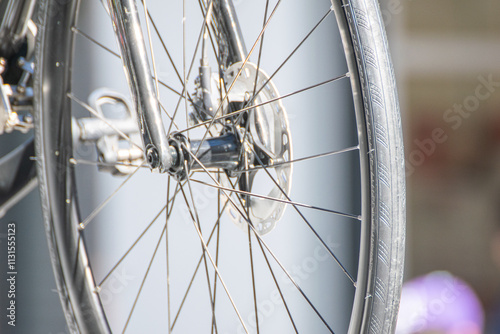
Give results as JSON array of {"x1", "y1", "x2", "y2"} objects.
[
  {"x1": 381, "y1": 0, "x2": 500, "y2": 332},
  {"x1": 2, "y1": 0, "x2": 500, "y2": 333}
]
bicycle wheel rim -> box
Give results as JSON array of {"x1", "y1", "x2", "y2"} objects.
[{"x1": 35, "y1": 0, "x2": 404, "y2": 333}]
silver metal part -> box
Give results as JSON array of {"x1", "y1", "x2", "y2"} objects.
[
  {"x1": 74, "y1": 88, "x2": 143, "y2": 176},
  {"x1": 189, "y1": 69, "x2": 222, "y2": 125},
  {"x1": 0, "y1": 75, "x2": 33, "y2": 135},
  {"x1": 107, "y1": 0, "x2": 172, "y2": 172}
]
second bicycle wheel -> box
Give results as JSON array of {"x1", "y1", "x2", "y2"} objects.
[{"x1": 35, "y1": 0, "x2": 405, "y2": 333}]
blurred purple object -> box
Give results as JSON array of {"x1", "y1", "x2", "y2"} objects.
[{"x1": 396, "y1": 271, "x2": 484, "y2": 334}]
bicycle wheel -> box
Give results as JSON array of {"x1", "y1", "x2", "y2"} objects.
[{"x1": 35, "y1": 0, "x2": 405, "y2": 333}]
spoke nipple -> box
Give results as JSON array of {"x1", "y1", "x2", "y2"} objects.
[
  {"x1": 78, "y1": 223, "x2": 85, "y2": 231},
  {"x1": 69, "y1": 157, "x2": 77, "y2": 165}
]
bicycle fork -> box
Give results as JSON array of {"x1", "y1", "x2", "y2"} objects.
[
  {"x1": 107, "y1": 0, "x2": 173, "y2": 171},
  {"x1": 107, "y1": 0, "x2": 247, "y2": 174}
]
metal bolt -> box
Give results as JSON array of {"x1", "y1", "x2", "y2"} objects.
[{"x1": 146, "y1": 146, "x2": 160, "y2": 169}]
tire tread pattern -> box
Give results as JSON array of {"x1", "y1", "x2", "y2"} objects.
[{"x1": 343, "y1": 0, "x2": 406, "y2": 332}]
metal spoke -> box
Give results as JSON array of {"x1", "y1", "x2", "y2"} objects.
[
  {"x1": 248, "y1": 142, "x2": 357, "y2": 285},
  {"x1": 192, "y1": 2, "x2": 333, "y2": 167},
  {"x1": 179, "y1": 74, "x2": 349, "y2": 134},
  {"x1": 70, "y1": 158, "x2": 147, "y2": 169},
  {"x1": 158, "y1": 102, "x2": 180, "y2": 130},
  {"x1": 144, "y1": 7, "x2": 183, "y2": 86},
  {"x1": 72, "y1": 26, "x2": 120, "y2": 58},
  {"x1": 165, "y1": 176, "x2": 172, "y2": 334},
  {"x1": 182, "y1": 0, "x2": 188, "y2": 137},
  {"x1": 122, "y1": 222, "x2": 167, "y2": 333},
  {"x1": 243, "y1": 151, "x2": 260, "y2": 333},
  {"x1": 97, "y1": 182, "x2": 179, "y2": 287},
  {"x1": 223, "y1": 172, "x2": 298, "y2": 333},
  {"x1": 142, "y1": 0, "x2": 183, "y2": 131},
  {"x1": 247, "y1": 223, "x2": 260, "y2": 333},
  {"x1": 165, "y1": 0, "x2": 217, "y2": 138},
  {"x1": 79, "y1": 161, "x2": 145, "y2": 230},
  {"x1": 254, "y1": 236, "x2": 299, "y2": 333},
  {"x1": 171, "y1": 170, "x2": 253, "y2": 330},
  {"x1": 222, "y1": 171, "x2": 299, "y2": 333},
  {"x1": 191, "y1": 0, "x2": 284, "y2": 160},
  {"x1": 97, "y1": 203, "x2": 164, "y2": 288},
  {"x1": 177, "y1": 180, "x2": 249, "y2": 334},
  {"x1": 251, "y1": 0, "x2": 270, "y2": 100},
  {"x1": 197, "y1": 0, "x2": 220, "y2": 64},
  {"x1": 190, "y1": 178, "x2": 360, "y2": 221},
  {"x1": 234, "y1": 0, "x2": 270, "y2": 161},
  {"x1": 236, "y1": 145, "x2": 360, "y2": 173},
  {"x1": 72, "y1": 25, "x2": 185, "y2": 116},
  {"x1": 243, "y1": 7, "x2": 334, "y2": 110},
  {"x1": 211, "y1": 172, "x2": 222, "y2": 334},
  {"x1": 182, "y1": 161, "x2": 219, "y2": 333},
  {"x1": 197, "y1": 120, "x2": 361, "y2": 286},
  {"x1": 170, "y1": 199, "x2": 229, "y2": 331},
  {"x1": 185, "y1": 147, "x2": 335, "y2": 333},
  {"x1": 141, "y1": 1, "x2": 216, "y2": 93},
  {"x1": 143, "y1": 1, "x2": 221, "y2": 136}
]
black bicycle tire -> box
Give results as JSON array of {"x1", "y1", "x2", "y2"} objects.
[
  {"x1": 34, "y1": 0, "x2": 111, "y2": 332},
  {"x1": 34, "y1": 0, "x2": 405, "y2": 333},
  {"x1": 338, "y1": 0, "x2": 406, "y2": 332}
]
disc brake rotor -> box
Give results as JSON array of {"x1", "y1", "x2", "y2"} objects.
[{"x1": 222, "y1": 61, "x2": 293, "y2": 235}]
